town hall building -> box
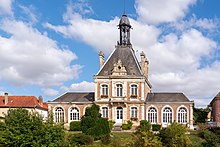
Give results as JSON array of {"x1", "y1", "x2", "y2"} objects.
[{"x1": 48, "y1": 13, "x2": 194, "y2": 129}]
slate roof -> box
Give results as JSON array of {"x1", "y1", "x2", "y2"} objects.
[
  {"x1": 97, "y1": 46, "x2": 142, "y2": 76},
  {"x1": 52, "y1": 92, "x2": 94, "y2": 103},
  {"x1": 0, "y1": 96, "x2": 48, "y2": 110},
  {"x1": 210, "y1": 92, "x2": 220, "y2": 105},
  {"x1": 146, "y1": 93, "x2": 190, "y2": 102}
]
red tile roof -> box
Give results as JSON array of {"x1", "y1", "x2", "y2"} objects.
[{"x1": 0, "y1": 96, "x2": 48, "y2": 110}]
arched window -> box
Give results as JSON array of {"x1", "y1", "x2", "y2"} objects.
[
  {"x1": 101, "y1": 84, "x2": 108, "y2": 96},
  {"x1": 131, "y1": 84, "x2": 138, "y2": 96},
  {"x1": 70, "y1": 107, "x2": 79, "y2": 121},
  {"x1": 163, "y1": 107, "x2": 172, "y2": 123},
  {"x1": 148, "y1": 107, "x2": 157, "y2": 123},
  {"x1": 116, "y1": 84, "x2": 123, "y2": 97},
  {"x1": 55, "y1": 107, "x2": 64, "y2": 123},
  {"x1": 178, "y1": 107, "x2": 187, "y2": 123},
  {"x1": 131, "y1": 107, "x2": 137, "y2": 118},
  {"x1": 102, "y1": 107, "x2": 108, "y2": 118}
]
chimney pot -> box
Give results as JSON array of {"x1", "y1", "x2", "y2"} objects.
[{"x1": 4, "y1": 92, "x2": 8, "y2": 105}]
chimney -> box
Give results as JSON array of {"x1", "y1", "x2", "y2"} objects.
[
  {"x1": 140, "y1": 51, "x2": 146, "y2": 75},
  {"x1": 145, "y1": 59, "x2": 149, "y2": 79},
  {"x1": 4, "y1": 92, "x2": 8, "y2": 105},
  {"x1": 38, "y1": 96, "x2": 43, "y2": 106},
  {"x1": 99, "y1": 51, "x2": 105, "y2": 68}
]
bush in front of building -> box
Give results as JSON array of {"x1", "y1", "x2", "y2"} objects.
[
  {"x1": 69, "y1": 133, "x2": 94, "y2": 146},
  {"x1": 152, "y1": 124, "x2": 161, "y2": 131},
  {"x1": 139, "y1": 120, "x2": 151, "y2": 131},
  {"x1": 70, "y1": 121, "x2": 81, "y2": 131},
  {"x1": 108, "y1": 120, "x2": 115, "y2": 130},
  {"x1": 159, "y1": 122, "x2": 190, "y2": 147},
  {"x1": 199, "y1": 130, "x2": 219, "y2": 147},
  {"x1": 81, "y1": 104, "x2": 110, "y2": 140},
  {"x1": 122, "y1": 120, "x2": 133, "y2": 130}
]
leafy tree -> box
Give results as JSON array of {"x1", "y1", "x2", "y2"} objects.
[
  {"x1": 193, "y1": 107, "x2": 209, "y2": 123},
  {"x1": 159, "y1": 122, "x2": 191, "y2": 147},
  {"x1": 81, "y1": 104, "x2": 110, "y2": 140},
  {"x1": 0, "y1": 108, "x2": 64, "y2": 147}
]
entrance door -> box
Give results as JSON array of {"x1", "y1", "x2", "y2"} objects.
[{"x1": 116, "y1": 107, "x2": 123, "y2": 124}]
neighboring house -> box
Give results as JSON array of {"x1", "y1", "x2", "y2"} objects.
[
  {"x1": 48, "y1": 12, "x2": 194, "y2": 129},
  {"x1": 0, "y1": 93, "x2": 48, "y2": 120},
  {"x1": 209, "y1": 92, "x2": 220, "y2": 127}
]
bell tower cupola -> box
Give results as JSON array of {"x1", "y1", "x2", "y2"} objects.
[{"x1": 118, "y1": 12, "x2": 132, "y2": 46}]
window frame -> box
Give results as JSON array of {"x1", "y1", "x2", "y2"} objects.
[
  {"x1": 130, "y1": 84, "x2": 138, "y2": 97},
  {"x1": 70, "y1": 107, "x2": 80, "y2": 121},
  {"x1": 162, "y1": 107, "x2": 173, "y2": 123},
  {"x1": 102, "y1": 107, "x2": 108, "y2": 118},
  {"x1": 54, "y1": 107, "x2": 64, "y2": 123},
  {"x1": 101, "y1": 84, "x2": 108, "y2": 97},
  {"x1": 177, "y1": 107, "x2": 188, "y2": 124},
  {"x1": 130, "y1": 107, "x2": 138, "y2": 118},
  {"x1": 148, "y1": 107, "x2": 157, "y2": 124},
  {"x1": 116, "y1": 84, "x2": 123, "y2": 97}
]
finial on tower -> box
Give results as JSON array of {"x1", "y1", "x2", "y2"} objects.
[{"x1": 123, "y1": 0, "x2": 126, "y2": 15}]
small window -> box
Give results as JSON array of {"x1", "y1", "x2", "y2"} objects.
[
  {"x1": 131, "y1": 84, "x2": 138, "y2": 97},
  {"x1": 70, "y1": 107, "x2": 79, "y2": 121},
  {"x1": 101, "y1": 84, "x2": 108, "y2": 97},
  {"x1": 102, "y1": 107, "x2": 108, "y2": 118},
  {"x1": 55, "y1": 107, "x2": 64, "y2": 123},
  {"x1": 116, "y1": 84, "x2": 123, "y2": 97},
  {"x1": 131, "y1": 107, "x2": 137, "y2": 118}
]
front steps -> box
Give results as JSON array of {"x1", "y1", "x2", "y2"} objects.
[{"x1": 112, "y1": 123, "x2": 122, "y2": 131}]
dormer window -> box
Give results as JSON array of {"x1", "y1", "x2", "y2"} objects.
[
  {"x1": 116, "y1": 84, "x2": 123, "y2": 97},
  {"x1": 131, "y1": 84, "x2": 138, "y2": 97},
  {"x1": 101, "y1": 84, "x2": 108, "y2": 97}
]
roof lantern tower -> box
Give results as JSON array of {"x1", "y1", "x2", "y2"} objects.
[{"x1": 118, "y1": 11, "x2": 132, "y2": 46}]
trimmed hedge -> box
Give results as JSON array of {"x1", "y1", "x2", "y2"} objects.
[
  {"x1": 70, "y1": 121, "x2": 81, "y2": 131},
  {"x1": 152, "y1": 124, "x2": 161, "y2": 131}
]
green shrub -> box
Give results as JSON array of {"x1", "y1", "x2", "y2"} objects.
[
  {"x1": 122, "y1": 121, "x2": 133, "y2": 130},
  {"x1": 69, "y1": 121, "x2": 81, "y2": 131},
  {"x1": 159, "y1": 122, "x2": 190, "y2": 147},
  {"x1": 152, "y1": 124, "x2": 161, "y2": 131},
  {"x1": 101, "y1": 134, "x2": 111, "y2": 145},
  {"x1": 70, "y1": 133, "x2": 94, "y2": 146},
  {"x1": 140, "y1": 120, "x2": 151, "y2": 131},
  {"x1": 81, "y1": 104, "x2": 110, "y2": 140},
  {"x1": 199, "y1": 130, "x2": 219, "y2": 147},
  {"x1": 108, "y1": 120, "x2": 115, "y2": 130}
]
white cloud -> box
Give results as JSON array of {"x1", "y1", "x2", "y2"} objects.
[
  {"x1": 42, "y1": 88, "x2": 59, "y2": 97},
  {"x1": 19, "y1": 5, "x2": 38, "y2": 24},
  {"x1": 0, "y1": 19, "x2": 82, "y2": 87},
  {"x1": 69, "y1": 81, "x2": 94, "y2": 92},
  {"x1": 0, "y1": 0, "x2": 13, "y2": 15},
  {"x1": 135, "y1": 0, "x2": 196, "y2": 24}
]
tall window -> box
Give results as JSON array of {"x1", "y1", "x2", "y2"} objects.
[
  {"x1": 70, "y1": 107, "x2": 79, "y2": 121},
  {"x1": 102, "y1": 107, "x2": 108, "y2": 118},
  {"x1": 148, "y1": 107, "x2": 157, "y2": 123},
  {"x1": 101, "y1": 84, "x2": 108, "y2": 96},
  {"x1": 55, "y1": 107, "x2": 64, "y2": 123},
  {"x1": 131, "y1": 84, "x2": 138, "y2": 96},
  {"x1": 163, "y1": 107, "x2": 172, "y2": 123},
  {"x1": 116, "y1": 84, "x2": 123, "y2": 97},
  {"x1": 131, "y1": 107, "x2": 137, "y2": 118},
  {"x1": 178, "y1": 107, "x2": 187, "y2": 123}
]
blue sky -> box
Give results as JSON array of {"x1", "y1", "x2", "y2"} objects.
[{"x1": 0, "y1": 0, "x2": 220, "y2": 107}]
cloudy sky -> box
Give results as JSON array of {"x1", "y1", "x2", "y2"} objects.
[{"x1": 0, "y1": 0, "x2": 219, "y2": 107}]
